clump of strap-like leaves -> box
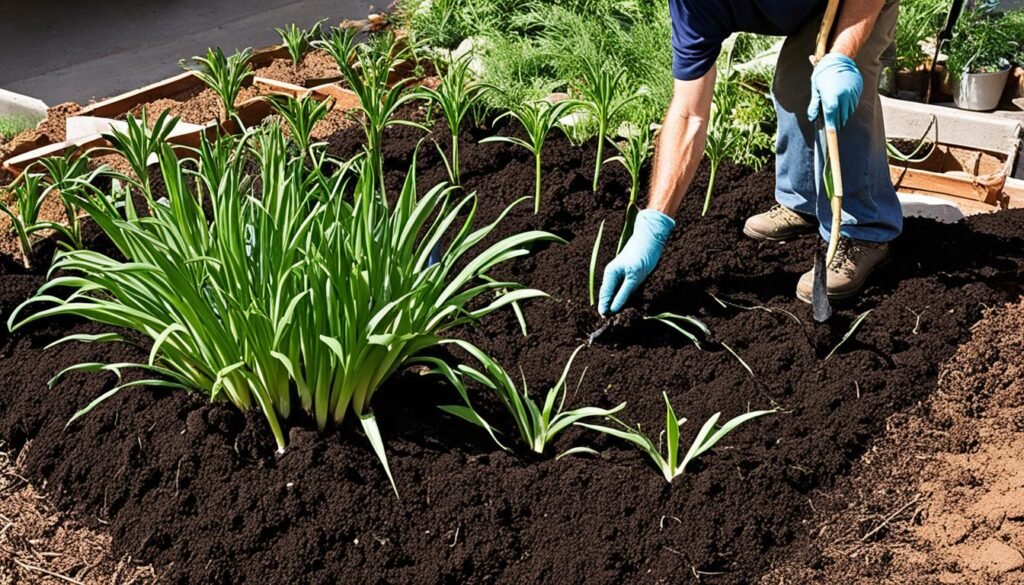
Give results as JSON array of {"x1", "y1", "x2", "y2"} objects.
[{"x1": 10, "y1": 118, "x2": 561, "y2": 496}]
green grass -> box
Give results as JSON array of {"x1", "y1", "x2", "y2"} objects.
[
  {"x1": 0, "y1": 115, "x2": 40, "y2": 140},
  {"x1": 400, "y1": 0, "x2": 674, "y2": 132},
  {"x1": 399, "y1": 0, "x2": 777, "y2": 172}
]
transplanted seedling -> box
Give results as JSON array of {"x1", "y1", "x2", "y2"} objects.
[
  {"x1": 184, "y1": 47, "x2": 254, "y2": 122},
  {"x1": 317, "y1": 29, "x2": 422, "y2": 188},
  {"x1": 480, "y1": 96, "x2": 582, "y2": 214},
  {"x1": 416, "y1": 55, "x2": 487, "y2": 185},
  {"x1": 575, "y1": 57, "x2": 646, "y2": 192},
  {"x1": 102, "y1": 110, "x2": 178, "y2": 207},
  {"x1": 0, "y1": 172, "x2": 47, "y2": 269},
  {"x1": 702, "y1": 66, "x2": 746, "y2": 216},
  {"x1": 35, "y1": 151, "x2": 105, "y2": 250},
  {"x1": 607, "y1": 122, "x2": 654, "y2": 252},
  {"x1": 275, "y1": 20, "x2": 326, "y2": 70},
  {"x1": 578, "y1": 392, "x2": 777, "y2": 482},
  {"x1": 418, "y1": 341, "x2": 625, "y2": 454},
  {"x1": 266, "y1": 94, "x2": 334, "y2": 159}
]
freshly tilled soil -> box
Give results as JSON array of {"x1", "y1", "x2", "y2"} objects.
[{"x1": 0, "y1": 113, "x2": 1022, "y2": 584}]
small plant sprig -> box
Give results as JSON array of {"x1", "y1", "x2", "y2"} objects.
[
  {"x1": 0, "y1": 172, "x2": 47, "y2": 269},
  {"x1": 578, "y1": 392, "x2": 777, "y2": 482},
  {"x1": 480, "y1": 97, "x2": 581, "y2": 213},
  {"x1": 317, "y1": 29, "x2": 421, "y2": 188},
  {"x1": 419, "y1": 341, "x2": 625, "y2": 454},
  {"x1": 275, "y1": 20, "x2": 326, "y2": 70},
  {"x1": 646, "y1": 312, "x2": 711, "y2": 349},
  {"x1": 102, "y1": 110, "x2": 178, "y2": 208},
  {"x1": 607, "y1": 122, "x2": 653, "y2": 252},
  {"x1": 589, "y1": 219, "x2": 605, "y2": 306},
  {"x1": 702, "y1": 69, "x2": 745, "y2": 217},
  {"x1": 575, "y1": 58, "x2": 645, "y2": 192},
  {"x1": 35, "y1": 152, "x2": 104, "y2": 250},
  {"x1": 184, "y1": 47, "x2": 254, "y2": 122},
  {"x1": 416, "y1": 55, "x2": 486, "y2": 185},
  {"x1": 266, "y1": 94, "x2": 334, "y2": 158}
]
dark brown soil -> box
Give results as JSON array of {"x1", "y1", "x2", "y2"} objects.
[
  {"x1": 763, "y1": 300, "x2": 1024, "y2": 584},
  {"x1": 1, "y1": 112, "x2": 1022, "y2": 585},
  {"x1": 254, "y1": 50, "x2": 341, "y2": 86}
]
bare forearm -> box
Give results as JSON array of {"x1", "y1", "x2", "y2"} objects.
[
  {"x1": 646, "y1": 70, "x2": 716, "y2": 217},
  {"x1": 831, "y1": 0, "x2": 885, "y2": 58}
]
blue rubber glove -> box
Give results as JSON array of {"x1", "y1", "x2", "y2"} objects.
[
  {"x1": 807, "y1": 53, "x2": 863, "y2": 130},
  {"x1": 598, "y1": 209, "x2": 675, "y2": 316}
]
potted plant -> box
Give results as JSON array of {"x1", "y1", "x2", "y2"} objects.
[
  {"x1": 888, "y1": 0, "x2": 947, "y2": 101},
  {"x1": 945, "y1": 1, "x2": 1022, "y2": 111}
]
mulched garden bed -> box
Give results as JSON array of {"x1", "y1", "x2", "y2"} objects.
[
  {"x1": 253, "y1": 50, "x2": 341, "y2": 86},
  {"x1": 0, "y1": 110, "x2": 1022, "y2": 584}
]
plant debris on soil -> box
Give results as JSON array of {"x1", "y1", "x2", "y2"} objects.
[
  {"x1": 0, "y1": 108, "x2": 1022, "y2": 584},
  {"x1": 0, "y1": 441, "x2": 155, "y2": 584},
  {"x1": 763, "y1": 300, "x2": 1024, "y2": 585}
]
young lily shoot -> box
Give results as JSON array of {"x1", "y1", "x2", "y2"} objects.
[
  {"x1": 184, "y1": 47, "x2": 255, "y2": 122},
  {"x1": 607, "y1": 122, "x2": 654, "y2": 252},
  {"x1": 416, "y1": 55, "x2": 487, "y2": 185},
  {"x1": 578, "y1": 392, "x2": 778, "y2": 482},
  {"x1": 418, "y1": 342, "x2": 625, "y2": 454},
  {"x1": 575, "y1": 58, "x2": 646, "y2": 192},
  {"x1": 275, "y1": 20, "x2": 325, "y2": 69},
  {"x1": 480, "y1": 96, "x2": 581, "y2": 213},
  {"x1": 0, "y1": 172, "x2": 48, "y2": 269},
  {"x1": 318, "y1": 29, "x2": 421, "y2": 187}
]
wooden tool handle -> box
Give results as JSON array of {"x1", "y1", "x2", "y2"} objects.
[
  {"x1": 813, "y1": 0, "x2": 842, "y2": 64},
  {"x1": 824, "y1": 128, "x2": 845, "y2": 264}
]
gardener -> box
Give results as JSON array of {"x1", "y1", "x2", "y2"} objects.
[{"x1": 599, "y1": 0, "x2": 901, "y2": 315}]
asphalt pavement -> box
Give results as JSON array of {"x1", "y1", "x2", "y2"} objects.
[{"x1": 0, "y1": 0, "x2": 375, "y2": 106}]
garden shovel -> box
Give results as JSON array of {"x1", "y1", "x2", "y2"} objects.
[{"x1": 810, "y1": 0, "x2": 843, "y2": 323}]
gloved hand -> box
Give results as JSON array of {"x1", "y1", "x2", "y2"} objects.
[
  {"x1": 598, "y1": 209, "x2": 675, "y2": 316},
  {"x1": 807, "y1": 53, "x2": 863, "y2": 130}
]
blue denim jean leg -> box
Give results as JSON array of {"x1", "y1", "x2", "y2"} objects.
[{"x1": 771, "y1": 0, "x2": 902, "y2": 244}]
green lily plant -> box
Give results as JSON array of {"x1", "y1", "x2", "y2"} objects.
[
  {"x1": 480, "y1": 97, "x2": 581, "y2": 213},
  {"x1": 0, "y1": 172, "x2": 48, "y2": 269},
  {"x1": 575, "y1": 57, "x2": 645, "y2": 192},
  {"x1": 418, "y1": 342, "x2": 625, "y2": 454},
  {"x1": 9, "y1": 124, "x2": 562, "y2": 497},
  {"x1": 275, "y1": 19, "x2": 326, "y2": 70},
  {"x1": 184, "y1": 47, "x2": 254, "y2": 122},
  {"x1": 578, "y1": 392, "x2": 777, "y2": 482},
  {"x1": 416, "y1": 55, "x2": 487, "y2": 185}
]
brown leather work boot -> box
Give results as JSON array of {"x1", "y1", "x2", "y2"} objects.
[
  {"x1": 796, "y1": 238, "x2": 890, "y2": 303},
  {"x1": 743, "y1": 204, "x2": 819, "y2": 241}
]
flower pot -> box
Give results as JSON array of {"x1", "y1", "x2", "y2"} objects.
[
  {"x1": 894, "y1": 69, "x2": 930, "y2": 102},
  {"x1": 952, "y1": 66, "x2": 1011, "y2": 111}
]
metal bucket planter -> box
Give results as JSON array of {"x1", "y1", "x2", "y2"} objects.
[{"x1": 952, "y1": 66, "x2": 1012, "y2": 111}]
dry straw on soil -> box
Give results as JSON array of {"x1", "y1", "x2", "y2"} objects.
[{"x1": 0, "y1": 442, "x2": 155, "y2": 585}]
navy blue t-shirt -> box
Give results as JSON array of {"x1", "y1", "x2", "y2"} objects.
[{"x1": 670, "y1": 0, "x2": 826, "y2": 80}]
